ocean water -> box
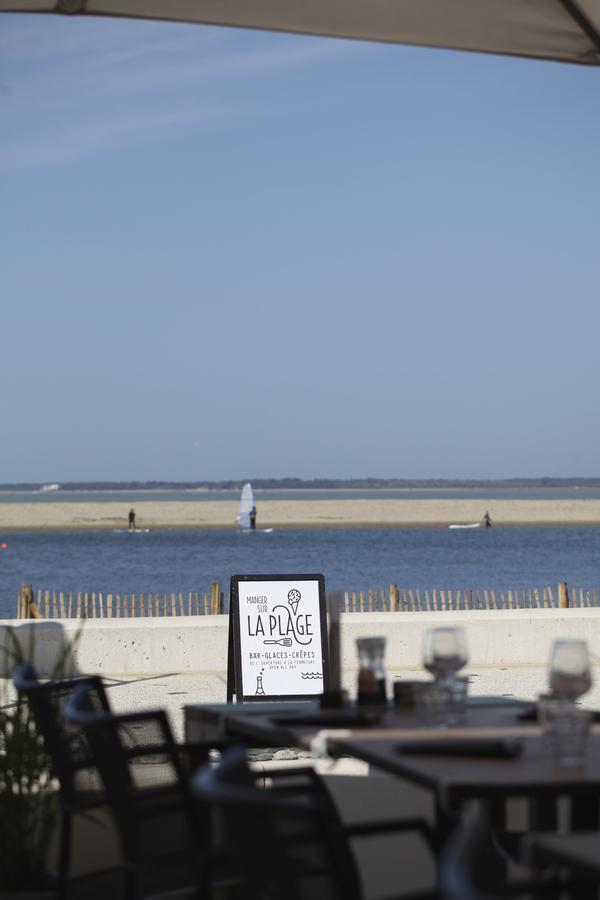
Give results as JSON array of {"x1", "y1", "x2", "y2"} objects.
[
  {"x1": 1, "y1": 525, "x2": 600, "y2": 619},
  {"x1": 4, "y1": 486, "x2": 600, "y2": 502}
]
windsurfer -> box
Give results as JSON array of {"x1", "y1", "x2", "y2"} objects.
[{"x1": 250, "y1": 505, "x2": 257, "y2": 530}]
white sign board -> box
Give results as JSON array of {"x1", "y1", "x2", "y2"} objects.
[{"x1": 230, "y1": 574, "x2": 329, "y2": 702}]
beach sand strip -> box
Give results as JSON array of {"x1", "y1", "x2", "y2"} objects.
[{"x1": 2, "y1": 498, "x2": 600, "y2": 530}]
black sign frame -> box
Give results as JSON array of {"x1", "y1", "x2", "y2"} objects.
[{"x1": 228, "y1": 573, "x2": 330, "y2": 703}]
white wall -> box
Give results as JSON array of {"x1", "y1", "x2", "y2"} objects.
[{"x1": 2, "y1": 608, "x2": 600, "y2": 676}]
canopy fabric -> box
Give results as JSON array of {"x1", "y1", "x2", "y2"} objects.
[{"x1": 2, "y1": 0, "x2": 600, "y2": 66}]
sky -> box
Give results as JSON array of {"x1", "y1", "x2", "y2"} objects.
[{"x1": 1, "y1": 14, "x2": 600, "y2": 483}]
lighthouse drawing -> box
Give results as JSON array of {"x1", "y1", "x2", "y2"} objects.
[{"x1": 255, "y1": 669, "x2": 265, "y2": 696}]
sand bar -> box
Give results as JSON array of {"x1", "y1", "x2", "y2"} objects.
[{"x1": 2, "y1": 498, "x2": 600, "y2": 530}]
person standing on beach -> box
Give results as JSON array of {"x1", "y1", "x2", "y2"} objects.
[
  {"x1": 249, "y1": 505, "x2": 257, "y2": 530},
  {"x1": 128, "y1": 508, "x2": 136, "y2": 531}
]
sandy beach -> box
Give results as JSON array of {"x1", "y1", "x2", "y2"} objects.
[{"x1": 2, "y1": 498, "x2": 600, "y2": 530}]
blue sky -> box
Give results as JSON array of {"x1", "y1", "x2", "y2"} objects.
[{"x1": 2, "y1": 14, "x2": 599, "y2": 482}]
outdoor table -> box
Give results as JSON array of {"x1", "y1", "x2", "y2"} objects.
[
  {"x1": 326, "y1": 729, "x2": 600, "y2": 840},
  {"x1": 528, "y1": 832, "x2": 600, "y2": 883},
  {"x1": 325, "y1": 726, "x2": 600, "y2": 899},
  {"x1": 184, "y1": 700, "x2": 318, "y2": 745},
  {"x1": 185, "y1": 699, "x2": 600, "y2": 852},
  {"x1": 185, "y1": 698, "x2": 600, "y2": 894},
  {"x1": 184, "y1": 696, "x2": 532, "y2": 750}
]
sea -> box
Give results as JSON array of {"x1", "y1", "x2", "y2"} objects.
[
  {"x1": 4, "y1": 486, "x2": 600, "y2": 503},
  {"x1": 1, "y1": 487, "x2": 600, "y2": 620}
]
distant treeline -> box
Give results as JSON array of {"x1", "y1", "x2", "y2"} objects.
[{"x1": 3, "y1": 477, "x2": 600, "y2": 492}]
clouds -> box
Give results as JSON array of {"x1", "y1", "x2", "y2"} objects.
[
  {"x1": 0, "y1": 15, "x2": 355, "y2": 171},
  {"x1": 0, "y1": 101, "x2": 231, "y2": 169}
]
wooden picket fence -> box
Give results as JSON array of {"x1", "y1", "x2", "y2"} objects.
[
  {"x1": 343, "y1": 582, "x2": 593, "y2": 612},
  {"x1": 15, "y1": 580, "x2": 597, "y2": 619},
  {"x1": 16, "y1": 582, "x2": 226, "y2": 619}
]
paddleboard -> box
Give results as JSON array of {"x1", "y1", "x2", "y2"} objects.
[
  {"x1": 448, "y1": 523, "x2": 481, "y2": 529},
  {"x1": 239, "y1": 528, "x2": 274, "y2": 534},
  {"x1": 113, "y1": 528, "x2": 151, "y2": 534}
]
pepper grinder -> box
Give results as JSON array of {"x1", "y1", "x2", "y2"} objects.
[{"x1": 356, "y1": 637, "x2": 387, "y2": 705}]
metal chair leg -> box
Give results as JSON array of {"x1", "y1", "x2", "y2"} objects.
[{"x1": 58, "y1": 808, "x2": 72, "y2": 899}]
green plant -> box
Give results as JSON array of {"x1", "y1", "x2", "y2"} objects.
[{"x1": 0, "y1": 625, "x2": 81, "y2": 892}]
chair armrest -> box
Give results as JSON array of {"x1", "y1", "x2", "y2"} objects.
[
  {"x1": 345, "y1": 817, "x2": 436, "y2": 851},
  {"x1": 124, "y1": 738, "x2": 230, "y2": 760},
  {"x1": 376, "y1": 892, "x2": 438, "y2": 900},
  {"x1": 109, "y1": 709, "x2": 187, "y2": 773},
  {"x1": 262, "y1": 766, "x2": 318, "y2": 780},
  {"x1": 52, "y1": 674, "x2": 111, "y2": 712},
  {"x1": 103, "y1": 708, "x2": 171, "y2": 729},
  {"x1": 494, "y1": 876, "x2": 590, "y2": 897},
  {"x1": 175, "y1": 739, "x2": 230, "y2": 754},
  {"x1": 109, "y1": 708, "x2": 185, "y2": 751}
]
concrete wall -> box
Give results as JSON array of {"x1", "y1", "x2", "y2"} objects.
[{"x1": 2, "y1": 608, "x2": 600, "y2": 676}]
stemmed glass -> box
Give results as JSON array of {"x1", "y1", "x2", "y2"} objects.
[
  {"x1": 549, "y1": 639, "x2": 592, "y2": 700},
  {"x1": 423, "y1": 627, "x2": 468, "y2": 685},
  {"x1": 540, "y1": 639, "x2": 592, "y2": 766}
]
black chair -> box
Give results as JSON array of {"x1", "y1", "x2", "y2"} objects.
[
  {"x1": 64, "y1": 681, "x2": 232, "y2": 900},
  {"x1": 440, "y1": 801, "x2": 580, "y2": 900},
  {"x1": 13, "y1": 663, "x2": 116, "y2": 897},
  {"x1": 14, "y1": 663, "x2": 226, "y2": 899},
  {"x1": 194, "y1": 744, "x2": 438, "y2": 900}
]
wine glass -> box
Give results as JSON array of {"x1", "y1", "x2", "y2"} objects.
[
  {"x1": 549, "y1": 639, "x2": 592, "y2": 700},
  {"x1": 422, "y1": 627, "x2": 468, "y2": 684}
]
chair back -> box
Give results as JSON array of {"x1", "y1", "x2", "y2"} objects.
[
  {"x1": 440, "y1": 801, "x2": 508, "y2": 900},
  {"x1": 194, "y1": 745, "x2": 362, "y2": 900},
  {"x1": 64, "y1": 683, "x2": 202, "y2": 860},
  {"x1": 13, "y1": 661, "x2": 109, "y2": 803}
]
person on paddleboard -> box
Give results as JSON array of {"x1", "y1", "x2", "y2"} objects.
[
  {"x1": 128, "y1": 508, "x2": 136, "y2": 531},
  {"x1": 483, "y1": 511, "x2": 492, "y2": 528}
]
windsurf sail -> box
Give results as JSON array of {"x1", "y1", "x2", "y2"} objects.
[{"x1": 237, "y1": 483, "x2": 254, "y2": 529}]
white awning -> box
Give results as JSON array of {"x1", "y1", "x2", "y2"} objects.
[{"x1": 2, "y1": 0, "x2": 600, "y2": 66}]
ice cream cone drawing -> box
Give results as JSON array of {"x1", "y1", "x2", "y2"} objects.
[{"x1": 287, "y1": 589, "x2": 301, "y2": 617}]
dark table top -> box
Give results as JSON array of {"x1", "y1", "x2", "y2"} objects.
[
  {"x1": 185, "y1": 697, "x2": 600, "y2": 838},
  {"x1": 326, "y1": 731, "x2": 600, "y2": 799},
  {"x1": 185, "y1": 698, "x2": 600, "y2": 795},
  {"x1": 184, "y1": 699, "x2": 318, "y2": 744},
  {"x1": 185, "y1": 697, "x2": 600, "y2": 845},
  {"x1": 528, "y1": 833, "x2": 600, "y2": 879},
  {"x1": 184, "y1": 696, "x2": 534, "y2": 749}
]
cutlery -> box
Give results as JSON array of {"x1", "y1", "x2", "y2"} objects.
[
  {"x1": 397, "y1": 738, "x2": 522, "y2": 758},
  {"x1": 264, "y1": 638, "x2": 293, "y2": 646}
]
